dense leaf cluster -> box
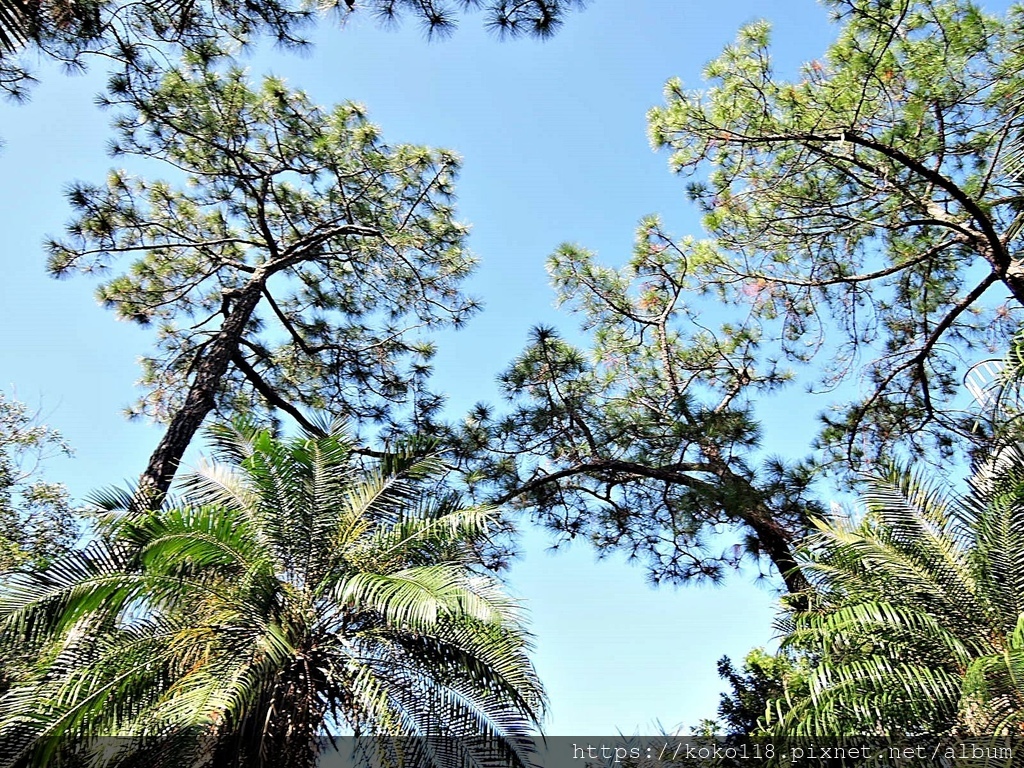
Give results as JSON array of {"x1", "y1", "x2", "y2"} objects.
[
  {"x1": 0, "y1": 393, "x2": 76, "y2": 575},
  {"x1": 758, "y1": 446, "x2": 1024, "y2": 749},
  {"x1": 447, "y1": 230, "x2": 823, "y2": 592}
]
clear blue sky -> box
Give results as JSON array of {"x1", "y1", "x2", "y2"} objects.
[{"x1": 1, "y1": 0, "x2": 1003, "y2": 737}]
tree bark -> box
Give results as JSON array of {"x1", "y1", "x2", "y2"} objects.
[
  {"x1": 138, "y1": 281, "x2": 264, "y2": 506},
  {"x1": 495, "y1": 456, "x2": 811, "y2": 595},
  {"x1": 737, "y1": 507, "x2": 810, "y2": 595},
  {"x1": 703, "y1": 451, "x2": 811, "y2": 596}
]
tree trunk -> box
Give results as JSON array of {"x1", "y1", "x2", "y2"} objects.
[
  {"x1": 739, "y1": 508, "x2": 810, "y2": 595},
  {"x1": 139, "y1": 282, "x2": 263, "y2": 506},
  {"x1": 1003, "y1": 262, "x2": 1024, "y2": 308},
  {"x1": 703, "y1": 451, "x2": 811, "y2": 595}
]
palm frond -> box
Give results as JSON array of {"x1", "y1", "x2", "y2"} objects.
[
  {"x1": 2, "y1": 421, "x2": 544, "y2": 765},
  {"x1": 771, "y1": 444, "x2": 1024, "y2": 738}
]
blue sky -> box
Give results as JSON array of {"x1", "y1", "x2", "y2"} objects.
[{"x1": 1, "y1": 0, "x2": 1000, "y2": 737}]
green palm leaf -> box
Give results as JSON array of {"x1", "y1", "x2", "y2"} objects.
[
  {"x1": 770, "y1": 447, "x2": 1024, "y2": 742},
  {"x1": 0, "y1": 420, "x2": 545, "y2": 768}
]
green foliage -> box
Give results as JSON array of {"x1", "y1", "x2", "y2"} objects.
[
  {"x1": 0, "y1": 0, "x2": 585, "y2": 101},
  {"x1": 768, "y1": 446, "x2": 1024, "y2": 740},
  {"x1": 447, "y1": 221, "x2": 822, "y2": 592},
  {"x1": 54, "y1": 58, "x2": 474, "y2": 422},
  {"x1": 0, "y1": 420, "x2": 545, "y2": 768},
  {"x1": 714, "y1": 649, "x2": 809, "y2": 740},
  {"x1": 50, "y1": 56, "x2": 480, "y2": 496},
  {"x1": 0, "y1": 392, "x2": 77, "y2": 575},
  {"x1": 356, "y1": 0, "x2": 586, "y2": 38},
  {"x1": 444, "y1": 0, "x2": 1024, "y2": 596},
  {"x1": 646, "y1": 0, "x2": 1024, "y2": 467},
  {"x1": 675, "y1": 650, "x2": 811, "y2": 768},
  {"x1": 0, "y1": 392, "x2": 80, "y2": 700},
  {"x1": 0, "y1": 0, "x2": 99, "y2": 58}
]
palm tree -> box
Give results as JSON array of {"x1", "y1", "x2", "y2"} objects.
[
  {"x1": 0, "y1": 420, "x2": 545, "y2": 768},
  {"x1": 0, "y1": 0, "x2": 31, "y2": 53},
  {"x1": 0, "y1": 0, "x2": 103, "y2": 56},
  {"x1": 768, "y1": 447, "x2": 1024, "y2": 743}
]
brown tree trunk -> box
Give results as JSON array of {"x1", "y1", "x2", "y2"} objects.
[
  {"x1": 138, "y1": 282, "x2": 263, "y2": 507},
  {"x1": 702, "y1": 451, "x2": 811, "y2": 595},
  {"x1": 738, "y1": 508, "x2": 810, "y2": 595},
  {"x1": 1003, "y1": 262, "x2": 1024, "y2": 308},
  {"x1": 501, "y1": 456, "x2": 813, "y2": 596}
]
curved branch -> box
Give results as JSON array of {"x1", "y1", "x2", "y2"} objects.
[
  {"x1": 491, "y1": 456, "x2": 810, "y2": 594},
  {"x1": 231, "y1": 350, "x2": 325, "y2": 437},
  {"x1": 728, "y1": 127, "x2": 1014, "y2": 290}
]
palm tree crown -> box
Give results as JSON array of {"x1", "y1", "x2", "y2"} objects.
[
  {"x1": 0, "y1": 420, "x2": 545, "y2": 768},
  {"x1": 769, "y1": 447, "x2": 1024, "y2": 741}
]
